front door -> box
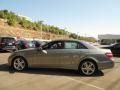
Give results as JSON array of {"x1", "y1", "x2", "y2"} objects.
[{"x1": 34, "y1": 41, "x2": 64, "y2": 67}]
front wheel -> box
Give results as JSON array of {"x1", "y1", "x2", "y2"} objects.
[
  {"x1": 12, "y1": 57, "x2": 27, "y2": 71},
  {"x1": 79, "y1": 60, "x2": 97, "y2": 76}
]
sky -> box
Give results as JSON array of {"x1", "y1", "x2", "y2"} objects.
[{"x1": 0, "y1": 0, "x2": 120, "y2": 39}]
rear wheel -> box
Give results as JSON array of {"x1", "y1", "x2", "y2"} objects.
[
  {"x1": 79, "y1": 60, "x2": 97, "y2": 76},
  {"x1": 12, "y1": 57, "x2": 27, "y2": 71}
]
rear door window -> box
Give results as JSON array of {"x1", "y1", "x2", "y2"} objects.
[
  {"x1": 64, "y1": 41, "x2": 87, "y2": 49},
  {"x1": 65, "y1": 42, "x2": 77, "y2": 49}
]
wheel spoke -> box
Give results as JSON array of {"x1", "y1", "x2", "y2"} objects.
[
  {"x1": 82, "y1": 67, "x2": 87, "y2": 70},
  {"x1": 19, "y1": 63, "x2": 24, "y2": 69},
  {"x1": 16, "y1": 59, "x2": 21, "y2": 63},
  {"x1": 88, "y1": 63, "x2": 93, "y2": 68},
  {"x1": 20, "y1": 60, "x2": 23, "y2": 63},
  {"x1": 84, "y1": 62, "x2": 88, "y2": 67},
  {"x1": 86, "y1": 69, "x2": 90, "y2": 74},
  {"x1": 14, "y1": 62, "x2": 18, "y2": 65},
  {"x1": 89, "y1": 67, "x2": 95, "y2": 72},
  {"x1": 19, "y1": 65, "x2": 23, "y2": 69}
]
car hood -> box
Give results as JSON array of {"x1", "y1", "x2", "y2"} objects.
[{"x1": 14, "y1": 48, "x2": 36, "y2": 53}]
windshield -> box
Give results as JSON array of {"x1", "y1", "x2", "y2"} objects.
[{"x1": 2, "y1": 38, "x2": 15, "y2": 43}]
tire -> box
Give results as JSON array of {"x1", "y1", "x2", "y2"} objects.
[
  {"x1": 12, "y1": 57, "x2": 27, "y2": 71},
  {"x1": 79, "y1": 60, "x2": 98, "y2": 76}
]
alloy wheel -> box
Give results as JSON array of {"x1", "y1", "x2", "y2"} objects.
[
  {"x1": 81, "y1": 61, "x2": 96, "y2": 76},
  {"x1": 13, "y1": 57, "x2": 26, "y2": 71}
]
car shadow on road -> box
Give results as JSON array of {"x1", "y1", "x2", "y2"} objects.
[
  {"x1": 0, "y1": 64, "x2": 15, "y2": 73},
  {"x1": 0, "y1": 64, "x2": 104, "y2": 77}
]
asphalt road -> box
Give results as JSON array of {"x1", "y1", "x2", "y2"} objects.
[{"x1": 0, "y1": 52, "x2": 120, "y2": 90}]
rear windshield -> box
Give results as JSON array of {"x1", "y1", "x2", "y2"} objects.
[
  {"x1": 26, "y1": 41, "x2": 32, "y2": 43},
  {"x1": 81, "y1": 41, "x2": 98, "y2": 49},
  {"x1": 1, "y1": 38, "x2": 15, "y2": 43}
]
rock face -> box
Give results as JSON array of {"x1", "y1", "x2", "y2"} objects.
[{"x1": 0, "y1": 20, "x2": 69, "y2": 40}]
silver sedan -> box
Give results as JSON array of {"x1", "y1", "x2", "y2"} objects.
[{"x1": 8, "y1": 40, "x2": 114, "y2": 76}]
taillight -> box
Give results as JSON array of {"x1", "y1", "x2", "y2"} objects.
[
  {"x1": 105, "y1": 52, "x2": 113, "y2": 59},
  {"x1": 1, "y1": 43, "x2": 5, "y2": 45}
]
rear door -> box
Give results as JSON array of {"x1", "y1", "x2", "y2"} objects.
[{"x1": 60, "y1": 41, "x2": 87, "y2": 68}]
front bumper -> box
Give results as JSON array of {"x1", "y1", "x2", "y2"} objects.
[
  {"x1": 97, "y1": 60, "x2": 114, "y2": 70},
  {"x1": 8, "y1": 54, "x2": 13, "y2": 67}
]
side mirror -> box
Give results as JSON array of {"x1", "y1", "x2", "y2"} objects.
[
  {"x1": 42, "y1": 50, "x2": 47, "y2": 54},
  {"x1": 37, "y1": 47, "x2": 47, "y2": 54}
]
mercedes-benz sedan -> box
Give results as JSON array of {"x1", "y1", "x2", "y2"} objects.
[{"x1": 8, "y1": 39, "x2": 114, "y2": 76}]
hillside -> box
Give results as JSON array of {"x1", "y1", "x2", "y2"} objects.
[
  {"x1": 0, "y1": 19, "x2": 67, "y2": 40},
  {"x1": 0, "y1": 10, "x2": 96, "y2": 42}
]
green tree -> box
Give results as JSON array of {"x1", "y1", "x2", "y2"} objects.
[{"x1": 7, "y1": 18, "x2": 16, "y2": 26}]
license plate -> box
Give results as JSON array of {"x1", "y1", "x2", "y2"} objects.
[{"x1": 8, "y1": 43, "x2": 12, "y2": 45}]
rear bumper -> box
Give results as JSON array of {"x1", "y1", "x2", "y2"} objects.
[{"x1": 97, "y1": 60, "x2": 114, "y2": 70}]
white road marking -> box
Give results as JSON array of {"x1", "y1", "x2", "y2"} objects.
[{"x1": 65, "y1": 77, "x2": 105, "y2": 90}]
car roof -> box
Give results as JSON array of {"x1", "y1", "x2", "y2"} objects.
[
  {"x1": 51, "y1": 39, "x2": 82, "y2": 42},
  {"x1": 17, "y1": 40, "x2": 32, "y2": 42}
]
